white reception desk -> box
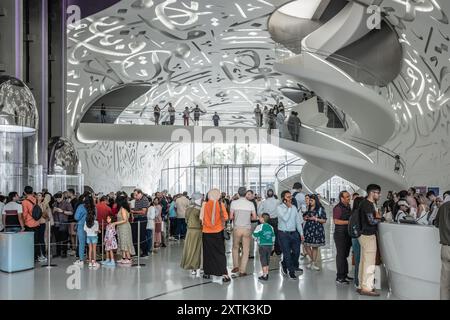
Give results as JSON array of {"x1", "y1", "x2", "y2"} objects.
[{"x1": 378, "y1": 223, "x2": 441, "y2": 300}]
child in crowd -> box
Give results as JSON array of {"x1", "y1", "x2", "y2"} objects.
[
  {"x1": 84, "y1": 211, "x2": 100, "y2": 268},
  {"x1": 252, "y1": 213, "x2": 275, "y2": 281},
  {"x1": 103, "y1": 215, "x2": 118, "y2": 266}
]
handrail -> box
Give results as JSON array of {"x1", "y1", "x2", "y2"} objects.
[
  {"x1": 274, "y1": 157, "x2": 304, "y2": 184},
  {"x1": 299, "y1": 123, "x2": 406, "y2": 176},
  {"x1": 274, "y1": 42, "x2": 388, "y2": 87}
]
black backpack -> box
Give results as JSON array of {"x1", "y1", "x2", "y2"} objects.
[
  {"x1": 26, "y1": 199, "x2": 43, "y2": 221},
  {"x1": 348, "y1": 205, "x2": 362, "y2": 239},
  {"x1": 292, "y1": 192, "x2": 299, "y2": 209}
]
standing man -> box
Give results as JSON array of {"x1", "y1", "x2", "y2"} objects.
[
  {"x1": 153, "y1": 105, "x2": 161, "y2": 125},
  {"x1": 168, "y1": 103, "x2": 176, "y2": 125},
  {"x1": 276, "y1": 109, "x2": 286, "y2": 138},
  {"x1": 22, "y1": 186, "x2": 41, "y2": 262},
  {"x1": 175, "y1": 192, "x2": 190, "y2": 240},
  {"x1": 212, "y1": 112, "x2": 220, "y2": 127},
  {"x1": 258, "y1": 189, "x2": 281, "y2": 256},
  {"x1": 277, "y1": 190, "x2": 304, "y2": 280},
  {"x1": 183, "y1": 107, "x2": 190, "y2": 126},
  {"x1": 434, "y1": 190, "x2": 450, "y2": 300},
  {"x1": 52, "y1": 192, "x2": 73, "y2": 258},
  {"x1": 193, "y1": 105, "x2": 202, "y2": 126},
  {"x1": 230, "y1": 187, "x2": 257, "y2": 277},
  {"x1": 246, "y1": 190, "x2": 258, "y2": 259},
  {"x1": 291, "y1": 182, "x2": 306, "y2": 211},
  {"x1": 254, "y1": 104, "x2": 262, "y2": 127},
  {"x1": 358, "y1": 184, "x2": 382, "y2": 296},
  {"x1": 131, "y1": 189, "x2": 149, "y2": 257},
  {"x1": 96, "y1": 195, "x2": 112, "y2": 254},
  {"x1": 333, "y1": 191, "x2": 353, "y2": 284},
  {"x1": 100, "y1": 103, "x2": 106, "y2": 123}
]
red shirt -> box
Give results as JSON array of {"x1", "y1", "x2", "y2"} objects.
[{"x1": 96, "y1": 202, "x2": 112, "y2": 229}]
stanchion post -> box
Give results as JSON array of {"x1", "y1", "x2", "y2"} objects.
[
  {"x1": 45, "y1": 221, "x2": 57, "y2": 268},
  {"x1": 101, "y1": 220, "x2": 104, "y2": 262},
  {"x1": 133, "y1": 220, "x2": 145, "y2": 267}
]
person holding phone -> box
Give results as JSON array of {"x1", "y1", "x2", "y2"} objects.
[{"x1": 277, "y1": 190, "x2": 305, "y2": 280}]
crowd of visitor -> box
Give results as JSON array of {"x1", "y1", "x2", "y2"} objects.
[{"x1": 1, "y1": 182, "x2": 449, "y2": 299}]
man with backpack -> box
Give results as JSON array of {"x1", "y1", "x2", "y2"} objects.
[
  {"x1": 357, "y1": 184, "x2": 382, "y2": 296},
  {"x1": 22, "y1": 186, "x2": 42, "y2": 262},
  {"x1": 333, "y1": 191, "x2": 353, "y2": 284},
  {"x1": 291, "y1": 182, "x2": 305, "y2": 211}
]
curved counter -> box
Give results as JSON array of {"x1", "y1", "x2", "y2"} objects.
[{"x1": 378, "y1": 223, "x2": 441, "y2": 300}]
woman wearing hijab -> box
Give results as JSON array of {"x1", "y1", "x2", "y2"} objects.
[
  {"x1": 180, "y1": 192, "x2": 203, "y2": 275},
  {"x1": 200, "y1": 189, "x2": 231, "y2": 282}
]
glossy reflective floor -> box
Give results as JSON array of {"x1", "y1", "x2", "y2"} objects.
[{"x1": 0, "y1": 219, "x2": 396, "y2": 300}]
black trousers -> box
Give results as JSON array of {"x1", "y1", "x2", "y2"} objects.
[
  {"x1": 53, "y1": 226, "x2": 69, "y2": 256},
  {"x1": 25, "y1": 226, "x2": 40, "y2": 259},
  {"x1": 169, "y1": 217, "x2": 177, "y2": 236},
  {"x1": 131, "y1": 215, "x2": 148, "y2": 255},
  {"x1": 334, "y1": 225, "x2": 352, "y2": 280},
  {"x1": 268, "y1": 218, "x2": 282, "y2": 255}
]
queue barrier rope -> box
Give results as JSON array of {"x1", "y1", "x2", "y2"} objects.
[{"x1": 3, "y1": 218, "x2": 172, "y2": 269}]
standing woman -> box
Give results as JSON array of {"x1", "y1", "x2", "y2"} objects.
[
  {"x1": 303, "y1": 194, "x2": 327, "y2": 271},
  {"x1": 73, "y1": 193, "x2": 95, "y2": 267},
  {"x1": 201, "y1": 189, "x2": 230, "y2": 283},
  {"x1": 180, "y1": 193, "x2": 203, "y2": 275},
  {"x1": 114, "y1": 195, "x2": 135, "y2": 264},
  {"x1": 416, "y1": 194, "x2": 430, "y2": 224},
  {"x1": 263, "y1": 106, "x2": 269, "y2": 128},
  {"x1": 152, "y1": 197, "x2": 163, "y2": 249},
  {"x1": 37, "y1": 193, "x2": 52, "y2": 262}
]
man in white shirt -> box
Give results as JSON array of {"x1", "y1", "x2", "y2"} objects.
[
  {"x1": 258, "y1": 189, "x2": 281, "y2": 255},
  {"x1": 230, "y1": 187, "x2": 257, "y2": 277},
  {"x1": 175, "y1": 192, "x2": 190, "y2": 240},
  {"x1": 2, "y1": 192, "x2": 24, "y2": 232}
]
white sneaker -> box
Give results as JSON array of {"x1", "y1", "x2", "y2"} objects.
[
  {"x1": 312, "y1": 264, "x2": 320, "y2": 271},
  {"x1": 92, "y1": 262, "x2": 100, "y2": 268},
  {"x1": 306, "y1": 263, "x2": 312, "y2": 269},
  {"x1": 73, "y1": 260, "x2": 84, "y2": 267},
  {"x1": 196, "y1": 269, "x2": 202, "y2": 277},
  {"x1": 88, "y1": 262, "x2": 93, "y2": 268},
  {"x1": 191, "y1": 270, "x2": 197, "y2": 275}
]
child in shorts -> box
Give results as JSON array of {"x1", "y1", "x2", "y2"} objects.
[{"x1": 252, "y1": 213, "x2": 275, "y2": 281}]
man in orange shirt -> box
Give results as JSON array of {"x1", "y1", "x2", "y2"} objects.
[{"x1": 22, "y1": 186, "x2": 41, "y2": 262}]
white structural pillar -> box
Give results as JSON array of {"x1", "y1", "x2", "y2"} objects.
[{"x1": 0, "y1": 0, "x2": 24, "y2": 79}]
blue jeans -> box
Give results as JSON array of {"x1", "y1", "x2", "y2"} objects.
[
  {"x1": 145, "y1": 229, "x2": 153, "y2": 254},
  {"x1": 352, "y1": 238, "x2": 361, "y2": 286},
  {"x1": 77, "y1": 229, "x2": 86, "y2": 261},
  {"x1": 176, "y1": 218, "x2": 187, "y2": 239},
  {"x1": 278, "y1": 230, "x2": 301, "y2": 274}
]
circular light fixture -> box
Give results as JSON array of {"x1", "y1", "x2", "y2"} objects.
[{"x1": 0, "y1": 76, "x2": 38, "y2": 136}]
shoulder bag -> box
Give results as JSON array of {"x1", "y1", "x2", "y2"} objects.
[{"x1": 218, "y1": 200, "x2": 231, "y2": 240}]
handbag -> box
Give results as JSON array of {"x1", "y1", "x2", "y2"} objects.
[{"x1": 218, "y1": 200, "x2": 231, "y2": 240}]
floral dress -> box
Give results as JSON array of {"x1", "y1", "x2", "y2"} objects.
[
  {"x1": 303, "y1": 206, "x2": 327, "y2": 247},
  {"x1": 104, "y1": 223, "x2": 118, "y2": 251}
]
